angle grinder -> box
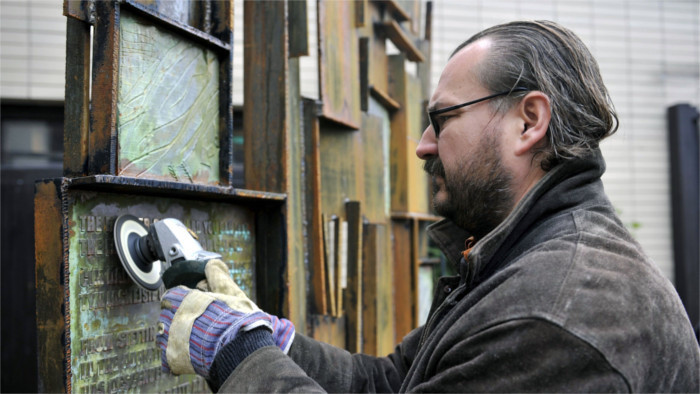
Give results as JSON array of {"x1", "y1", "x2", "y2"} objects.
[{"x1": 113, "y1": 214, "x2": 222, "y2": 290}]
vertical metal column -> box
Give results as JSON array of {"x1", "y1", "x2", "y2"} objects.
[{"x1": 667, "y1": 103, "x2": 699, "y2": 333}]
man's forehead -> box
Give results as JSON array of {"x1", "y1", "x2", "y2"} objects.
[{"x1": 429, "y1": 39, "x2": 492, "y2": 109}]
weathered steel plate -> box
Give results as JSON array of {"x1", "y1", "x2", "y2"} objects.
[
  {"x1": 70, "y1": 191, "x2": 254, "y2": 392},
  {"x1": 37, "y1": 180, "x2": 262, "y2": 393},
  {"x1": 117, "y1": 10, "x2": 220, "y2": 184},
  {"x1": 317, "y1": 0, "x2": 361, "y2": 129}
]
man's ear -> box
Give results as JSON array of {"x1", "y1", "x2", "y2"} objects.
[{"x1": 514, "y1": 91, "x2": 551, "y2": 156}]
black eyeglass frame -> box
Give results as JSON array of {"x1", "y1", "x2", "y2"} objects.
[{"x1": 428, "y1": 87, "x2": 529, "y2": 137}]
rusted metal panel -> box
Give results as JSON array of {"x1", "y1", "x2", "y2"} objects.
[
  {"x1": 359, "y1": 37, "x2": 370, "y2": 112},
  {"x1": 370, "y1": 86, "x2": 401, "y2": 112},
  {"x1": 308, "y1": 315, "x2": 347, "y2": 349},
  {"x1": 344, "y1": 201, "x2": 363, "y2": 353},
  {"x1": 254, "y1": 202, "x2": 288, "y2": 318},
  {"x1": 125, "y1": 0, "x2": 203, "y2": 31},
  {"x1": 390, "y1": 213, "x2": 440, "y2": 340},
  {"x1": 371, "y1": 0, "x2": 410, "y2": 22},
  {"x1": 368, "y1": 2, "x2": 390, "y2": 102},
  {"x1": 355, "y1": 0, "x2": 368, "y2": 27},
  {"x1": 317, "y1": 0, "x2": 361, "y2": 129},
  {"x1": 391, "y1": 219, "x2": 416, "y2": 342},
  {"x1": 64, "y1": 17, "x2": 91, "y2": 177},
  {"x1": 388, "y1": 54, "x2": 430, "y2": 214},
  {"x1": 361, "y1": 111, "x2": 390, "y2": 223},
  {"x1": 210, "y1": 0, "x2": 232, "y2": 42},
  {"x1": 400, "y1": 0, "x2": 422, "y2": 35},
  {"x1": 361, "y1": 222, "x2": 394, "y2": 355},
  {"x1": 75, "y1": 0, "x2": 234, "y2": 186},
  {"x1": 285, "y1": 57, "x2": 308, "y2": 331},
  {"x1": 388, "y1": 54, "x2": 409, "y2": 213},
  {"x1": 361, "y1": 223, "x2": 379, "y2": 355},
  {"x1": 90, "y1": 0, "x2": 120, "y2": 175},
  {"x1": 376, "y1": 20, "x2": 424, "y2": 62},
  {"x1": 319, "y1": 125, "x2": 363, "y2": 217},
  {"x1": 373, "y1": 0, "x2": 422, "y2": 35},
  {"x1": 123, "y1": 1, "x2": 231, "y2": 49},
  {"x1": 243, "y1": 0, "x2": 288, "y2": 193},
  {"x1": 288, "y1": 0, "x2": 309, "y2": 57},
  {"x1": 64, "y1": 0, "x2": 94, "y2": 23},
  {"x1": 302, "y1": 99, "x2": 327, "y2": 315},
  {"x1": 212, "y1": 0, "x2": 234, "y2": 187},
  {"x1": 405, "y1": 73, "x2": 430, "y2": 213},
  {"x1": 376, "y1": 222, "x2": 395, "y2": 355},
  {"x1": 35, "y1": 180, "x2": 67, "y2": 393},
  {"x1": 67, "y1": 175, "x2": 286, "y2": 203},
  {"x1": 35, "y1": 177, "x2": 285, "y2": 392}
]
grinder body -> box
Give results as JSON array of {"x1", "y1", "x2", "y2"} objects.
[{"x1": 113, "y1": 215, "x2": 222, "y2": 290}]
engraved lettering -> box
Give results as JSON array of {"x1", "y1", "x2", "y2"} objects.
[
  {"x1": 80, "y1": 327, "x2": 157, "y2": 356},
  {"x1": 80, "y1": 239, "x2": 87, "y2": 256},
  {"x1": 78, "y1": 287, "x2": 164, "y2": 311},
  {"x1": 88, "y1": 216, "x2": 95, "y2": 232},
  {"x1": 95, "y1": 216, "x2": 103, "y2": 233},
  {"x1": 96, "y1": 236, "x2": 104, "y2": 255}
]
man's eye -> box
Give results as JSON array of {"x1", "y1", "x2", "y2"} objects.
[{"x1": 436, "y1": 115, "x2": 451, "y2": 127}]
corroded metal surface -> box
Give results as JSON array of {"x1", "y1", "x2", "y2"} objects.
[
  {"x1": 318, "y1": 0, "x2": 361, "y2": 129},
  {"x1": 243, "y1": 0, "x2": 287, "y2": 193},
  {"x1": 68, "y1": 191, "x2": 254, "y2": 392},
  {"x1": 67, "y1": 0, "x2": 233, "y2": 185},
  {"x1": 36, "y1": 177, "x2": 267, "y2": 393},
  {"x1": 117, "y1": 10, "x2": 220, "y2": 184}
]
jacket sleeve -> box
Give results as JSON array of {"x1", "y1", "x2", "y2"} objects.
[
  {"x1": 409, "y1": 318, "x2": 630, "y2": 392},
  {"x1": 219, "y1": 327, "x2": 424, "y2": 393}
]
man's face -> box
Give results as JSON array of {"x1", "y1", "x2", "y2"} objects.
[{"x1": 418, "y1": 40, "x2": 516, "y2": 239}]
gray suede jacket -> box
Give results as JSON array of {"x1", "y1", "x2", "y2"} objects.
[{"x1": 221, "y1": 150, "x2": 700, "y2": 392}]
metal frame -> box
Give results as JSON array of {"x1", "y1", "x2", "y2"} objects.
[
  {"x1": 35, "y1": 176, "x2": 286, "y2": 392},
  {"x1": 64, "y1": 0, "x2": 235, "y2": 185}
]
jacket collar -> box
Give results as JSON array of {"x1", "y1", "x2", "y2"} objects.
[{"x1": 427, "y1": 149, "x2": 608, "y2": 284}]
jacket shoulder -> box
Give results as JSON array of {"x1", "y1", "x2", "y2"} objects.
[{"x1": 470, "y1": 208, "x2": 700, "y2": 392}]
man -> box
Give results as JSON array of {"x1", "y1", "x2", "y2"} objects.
[{"x1": 157, "y1": 21, "x2": 700, "y2": 392}]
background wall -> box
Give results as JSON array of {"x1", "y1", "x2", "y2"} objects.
[
  {"x1": 0, "y1": 1, "x2": 65, "y2": 100},
  {"x1": 2, "y1": 0, "x2": 699, "y2": 282}
]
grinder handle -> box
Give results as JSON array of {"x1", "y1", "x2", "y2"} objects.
[{"x1": 162, "y1": 260, "x2": 208, "y2": 289}]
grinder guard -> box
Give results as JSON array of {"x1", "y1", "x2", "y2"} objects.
[{"x1": 113, "y1": 214, "x2": 222, "y2": 291}]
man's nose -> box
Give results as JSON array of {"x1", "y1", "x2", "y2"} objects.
[{"x1": 416, "y1": 125, "x2": 438, "y2": 160}]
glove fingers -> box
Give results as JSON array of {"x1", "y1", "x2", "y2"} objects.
[
  {"x1": 195, "y1": 278, "x2": 210, "y2": 292},
  {"x1": 204, "y1": 259, "x2": 248, "y2": 299}
]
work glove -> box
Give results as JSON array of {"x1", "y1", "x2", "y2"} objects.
[{"x1": 156, "y1": 259, "x2": 295, "y2": 378}]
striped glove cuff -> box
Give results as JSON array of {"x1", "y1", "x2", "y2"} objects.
[{"x1": 157, "y1": 287, "x2": 273, "y2": 378}]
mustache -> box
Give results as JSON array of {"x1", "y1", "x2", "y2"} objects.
[{"x1": 423, "y1": 157, "x2": 446, "y2": 178}]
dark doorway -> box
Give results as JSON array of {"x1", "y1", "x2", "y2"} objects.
[{"x1": 1, "y1": 101, "x2": 63, "y2": 393}]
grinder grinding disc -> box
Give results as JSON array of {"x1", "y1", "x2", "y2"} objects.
[{"x1": 114, "y1": 214, "x2": 163, "y2": 290}]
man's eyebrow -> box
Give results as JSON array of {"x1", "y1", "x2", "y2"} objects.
[{"x1": 427, "y1": 101, "x2": 444, "y2": 112}]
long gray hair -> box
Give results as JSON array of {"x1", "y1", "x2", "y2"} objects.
[{"x1": 454, "y1": 21, "x2": 619, "y2": 170}]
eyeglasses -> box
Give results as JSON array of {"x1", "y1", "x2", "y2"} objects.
[{"x1": 428, "y1": 87, "x2": 528, "y2": 137}]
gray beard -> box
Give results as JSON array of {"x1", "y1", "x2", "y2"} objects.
[{"x1": 423, "y1": 133, "x2": 514, "y2": 240}]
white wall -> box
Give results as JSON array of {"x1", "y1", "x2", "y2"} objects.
[
  {"x1": 2, "y1": 0, "x2": 698, "y2": 282},
  {"x1": 0, "y1": 0, "x2": 65, "y2": 101}
]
